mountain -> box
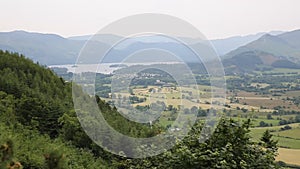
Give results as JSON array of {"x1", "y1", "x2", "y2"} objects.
[
  {"x1": 278, "y1": 29, "x2": 300, "y2": 49},
  {"x1": 0, "y1": 31, "x2": 86, "y2": 64},
  {"x1": 69, "y1": 34, "x2": 122, "y2": 46},
  {"x1": 0, "y1": 31, "x2": 110, "y2": 65},
  {"x1": 211, "y1": 31, "x2": 284, "y2": 56},
  {"x1": 223, "y1": 29, "x2": 300, "y2": 72},
  {"x1": 68, "y1": 34, "x2": 92, "y2": 41},
  {"x1": 70, "y1": 31, "x2": 284, "y2": 56},
  {"x1": 0, "y1": 30, "x2": 287, "y2": 66},
  {"x1": 68, "y1": 31, "x2": 284, "y2": 56}
]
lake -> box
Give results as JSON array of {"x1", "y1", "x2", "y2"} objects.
[{"x1": 48, "y1": 62, "x2": 180, "y2": 74}]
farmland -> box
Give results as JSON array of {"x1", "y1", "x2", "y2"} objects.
[{"x1": 96, "y1": 66, "x2": 300, "y2": 166}]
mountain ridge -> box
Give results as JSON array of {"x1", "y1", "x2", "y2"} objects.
[
  {"x1": 0, "y1": 30, "x2": 286, "y2": 65},
  {"x1": 223, "y1": 29, "x2": 300, "y2": 72}
]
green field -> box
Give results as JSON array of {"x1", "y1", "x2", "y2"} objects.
[{"x1": 250, "y1": 123, "x2": 300, "y2": 149}]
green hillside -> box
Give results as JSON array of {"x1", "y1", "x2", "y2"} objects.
[
  {"x1": 0, "y1": 50, "x2": 73, "y2": 137},
  {"x1": 0, "y1": 50, "x2": 112, "y2": 168}
]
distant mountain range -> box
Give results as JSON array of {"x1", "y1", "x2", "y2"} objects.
[
  {"x1": 0, "y1": 31, "x2": 110, "y2": 65},
  {"x1": 223, "y1": 29, "x2": 300, "y2": 72},
  {"x1": 211, "y1": 31, "x2": 284, "y2": 56},
  {"x1": 69, "y1": 31, "x2": 284, "y2": 56},
  {"x1": 0, "y1": 30, "x2": 285, "y2": 65}
]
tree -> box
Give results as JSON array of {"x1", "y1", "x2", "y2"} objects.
[
  {"x1": 184, "y1": 108, "x2": 190, "y2": 114},
  {"x1": 0, "y1": 91, "x2": 17, "y2": 126},
  {"x1": 279, "y1": 119, "x2": 288, "y2": 125},
  {"x1": 44, "y1": 151, "x2": 65, "y2": 169},
  {"x1": 190, "y1": 106, "x2": 198, "y2": 114},
  {"x1": 129, "y1": 88, "x2": 134, "y2": 95},
  {"x1": 241, "y1": 108, "x2": 248, "y2": 113},
  {"x1": 280, "y1": 125, "x2": 292, "y2": 131},
  {"x1": 259, "y1": 121, "x2": 269, "y2": 127},
  {"x1": 260, "y1": 129, "x2": 278, "y2": 161},
  {"x1": 260, "y1": 130, "x2": 278, "y2": 151},
  {"x1": 0, "y1": 50, "x2": 72, "y2": 138},
  {"x1": 122, "y1": 118, "x2": 280, "y2": 168},
  {"x1": 267, "y1": 114, "x2": 273, "y2": 120},
  {"x1": 295, "y1": 115, "x2": 300, "y2": 123},
  {"x1": 0, "y1": 140, "x2": 22, "y2": 169}
]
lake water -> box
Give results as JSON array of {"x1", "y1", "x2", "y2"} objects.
[{"x1": 49, "y1": 62, "x2": 180, "y2": 74}]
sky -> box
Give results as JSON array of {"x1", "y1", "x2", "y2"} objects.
[{"x1": 1, "y1": 0, "x2": 300, "y2": 39}]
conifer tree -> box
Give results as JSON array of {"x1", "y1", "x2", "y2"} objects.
[{"x1": 260, "y1": 129, "x2": 278, "y2": 152}]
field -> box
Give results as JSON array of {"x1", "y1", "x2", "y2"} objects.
[
  {"x1": 250, "y1": 123, "x2": 300, "y2": 148},
  {"x1": 97, "y1": 67, "x2": 300, "y2": 166},
  {"x1": 277, "y1": 148, "x2": 300, "y2": 166},
  {"x1": 250, "y1": 123, "x2": 300, "y2": 165}
]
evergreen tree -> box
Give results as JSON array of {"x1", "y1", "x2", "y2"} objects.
[{"x1": 260, "y1": 130, "x2": 278, "y2": 150}]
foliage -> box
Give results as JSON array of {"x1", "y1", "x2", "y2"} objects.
[
  {"x1": 0, "y1": 139, "x2": 23, "y2": 169},
  {"x1": 44, "y1": 150, "x2": 65, "y2": 169},
  {"x1": 0, "y1": 50, "x2": 72, "y2": 137},
  {"x1": 121, "y1": 118, "x2": 280, "y2": 169}
]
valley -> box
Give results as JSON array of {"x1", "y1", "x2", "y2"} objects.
[
  {"x1": 2, "y1": 28, "x2": 300, "y2": 168},
  {"x1": 90, "y1": 65, "x2": 300, "y2": 166}
]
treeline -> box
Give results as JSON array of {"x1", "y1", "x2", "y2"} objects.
[
  {"x1": 227, "y1": 74, "x2": 300, "y2": 93},
  {"x1": 118, "y1": 119, "x2": 280, "y2": 168}
]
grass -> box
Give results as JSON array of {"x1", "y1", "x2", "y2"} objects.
[
  {"x1": 277, "y1": 148, "x2": 300, "y2": 166},
  {"x1": 273, "y1": 128, "x2": 300, "y2": 140},
  {"x1": 274, "y1": 137, "x2": 300, "y2": 149},
  {"x1": 104, "y1": 84, "x2": 300, "y2": 163},
  {"x1": 229, "y1": 117, "x2": 278, "y2": 127},
  {"x1": 229, "y1": 90, "x2": 300, "y2": 111},
  {"x1": 250, "y1": 123, "x2": 300, "y2": 149},
  {"x1": 270, "y1": 68, "x2": 300, "y2": 74},
  {"x1": 166, "y1": 92, "x2": 181, "y2": 99},
  {"x1": 250, "y1": 83, "x2": 270, "y2": 88},
  {"x1": 250, "y1": 118, "x2": 280, "y2": 126},
  {"x1": 285, "y1": 90, "x2": 300, "y2": 97},
  {"x1": 159, "y1": 118, "x2": 174, "y2": 127}
]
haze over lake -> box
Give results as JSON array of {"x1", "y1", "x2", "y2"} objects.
[{"x1": 49, "y1": 62, "x2": 180, "y2": 74}]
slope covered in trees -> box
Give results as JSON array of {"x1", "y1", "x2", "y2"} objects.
[
  {"x1": 0, "y1": 50, "x2": 281, "y2": 168},
  {"x1": 0, "y1": 50, "x2": 73, "y2": 137}
]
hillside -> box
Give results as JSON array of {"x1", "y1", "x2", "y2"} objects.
[
  {"x1": 0, "y1": 50, "x2": 114, "y2": 168},
  {"x1": 0, "y1": 31, "x2": 110, "y2": 65},
  {"x1": 0, "y1": 50, "x2": 160, "y2": 168},
  {"x1": 224, "y1": 29, "x2": 300, "y2": 72},
  {"x1": 0, "y1": 50, "x2": 74, "y2": 137},
  {"x1": 212, "y1": 31, "x2": 283, "y2": 56}
]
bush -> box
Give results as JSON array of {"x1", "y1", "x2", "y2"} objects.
[
  {"x1": 280, "y1": 125, "x2": 292, "y2": 131},
  {"x1": 259, "y1": 121, "x2": 269, "y2": 127}
]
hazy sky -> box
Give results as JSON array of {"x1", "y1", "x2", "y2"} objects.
[{"x1": 1, "y1": 0, "x2": 300, "y2": 39}]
